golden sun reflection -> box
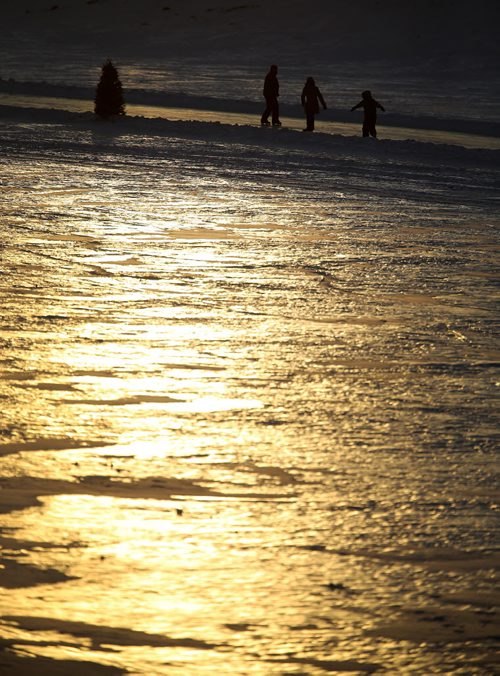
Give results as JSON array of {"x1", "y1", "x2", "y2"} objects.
[{"x1": 1, "y1": 99, "x2": 498, "y2": 675}]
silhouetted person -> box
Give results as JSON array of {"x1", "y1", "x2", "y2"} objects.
[
  {"x1": 351, "y1": 90, "x2": 385, "y2": 138},
  {"x1": 261, "y1": 64, "x2": 281, "y2": 126},
  {"x1": 301, "y1": 77, "x2": 327, "y2": 131}
]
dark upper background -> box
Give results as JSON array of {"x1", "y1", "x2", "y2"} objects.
[{"x1": 2, "y1": 0, "x2": 499, "y2": 122}]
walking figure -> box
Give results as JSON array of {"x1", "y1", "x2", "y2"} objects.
[
  {"x1": 351, "y1": 90, "x2": 385, "y2": 138},
  {"x1": 261, "y1": 64, "x2": 281, "y2": 127},
  {"x1": 301, "y1": 77, "x2": 327, "y2": 131}
]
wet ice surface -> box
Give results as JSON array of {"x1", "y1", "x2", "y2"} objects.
[{"x1": 0, "y1": 112, "x2": 499, "y2": 674}]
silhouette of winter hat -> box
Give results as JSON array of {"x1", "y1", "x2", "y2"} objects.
[
  {"x1": 306, "y1": 77, "x2": 315, "y2": 85},
  {"x1": 270, "y1": 64, "x2": 278, "y2": 71},
  {"x1": 362, "y1": 90, "x2": 371, "y2": 98}
]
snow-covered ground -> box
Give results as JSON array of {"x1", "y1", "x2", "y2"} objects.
[{"x1": 1, "y1": 2, "x2": 499, "y2": 675}]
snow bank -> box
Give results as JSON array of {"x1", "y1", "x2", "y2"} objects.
[
  {"x1": 2, "y1": 103, "x2": 499, "y2": 171},
  {"x1": 2, "y1": 78, "x2": 500, "y2": 138}
]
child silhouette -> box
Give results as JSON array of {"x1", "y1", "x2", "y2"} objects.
[{"x1": 351, "y1": 90, "x2": 385, "y2": 138}]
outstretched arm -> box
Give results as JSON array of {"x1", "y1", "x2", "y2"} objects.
[
  {"x1": 376, "y1": 101, "x2": 385, "y2": 112},
  {"x1": 351, "y1": 100, "x2": 363, "y2": 111}
]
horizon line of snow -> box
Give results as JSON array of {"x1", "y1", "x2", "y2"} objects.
[{"x1": 1, "y1": 79, "x2": 499, "y2": 139}]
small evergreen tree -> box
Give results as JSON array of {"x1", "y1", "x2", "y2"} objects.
[{"x1": 94, "y1": 60, "x2": 125, "y2": 119}]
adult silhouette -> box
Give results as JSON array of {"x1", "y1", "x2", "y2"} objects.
[
  {"x1": 301, "y1": 77, "x2": 327, "y2": 131},
  {"x1": 351, "y1": 90, "x2": 385, "y2": 138},
  {"x1": 261, "y1": 65, "x2": 281, "y2": 127}
]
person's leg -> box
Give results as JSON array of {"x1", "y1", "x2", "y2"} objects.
[
  {"x1": 271, "y1": 98, "x2": 281, "y2": 125},
  {"x1": 306, "y1": 111, "x2": 315, "y2": 130},
  {"x1": 261, "y1": 106, "x2": 270, "y2": 124},
  {"x1": 261, "y1": 97, "x2": 272, "y2": 124},
  {"x1": 364, "y1": 116, "x2": 377, "y2": 137}
]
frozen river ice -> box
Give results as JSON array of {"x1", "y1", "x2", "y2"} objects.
[{"x1": 0, "y1": 105, "x2": 499, "y2": 674}]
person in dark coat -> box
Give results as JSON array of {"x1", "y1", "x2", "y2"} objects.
[
  {"x1": 301, "y1": 77, "x2": 327, "y2": 131},
  {"x1": 351, "y1": 90, "x2": 385, "y2": 138},
  {"x1": 261, "y1": 64, "x2": 281, "y2": 126}
]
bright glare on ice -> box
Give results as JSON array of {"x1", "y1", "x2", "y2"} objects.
[{"x1": 0, "y1": 101, "x2": 499, "y2": 676}]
